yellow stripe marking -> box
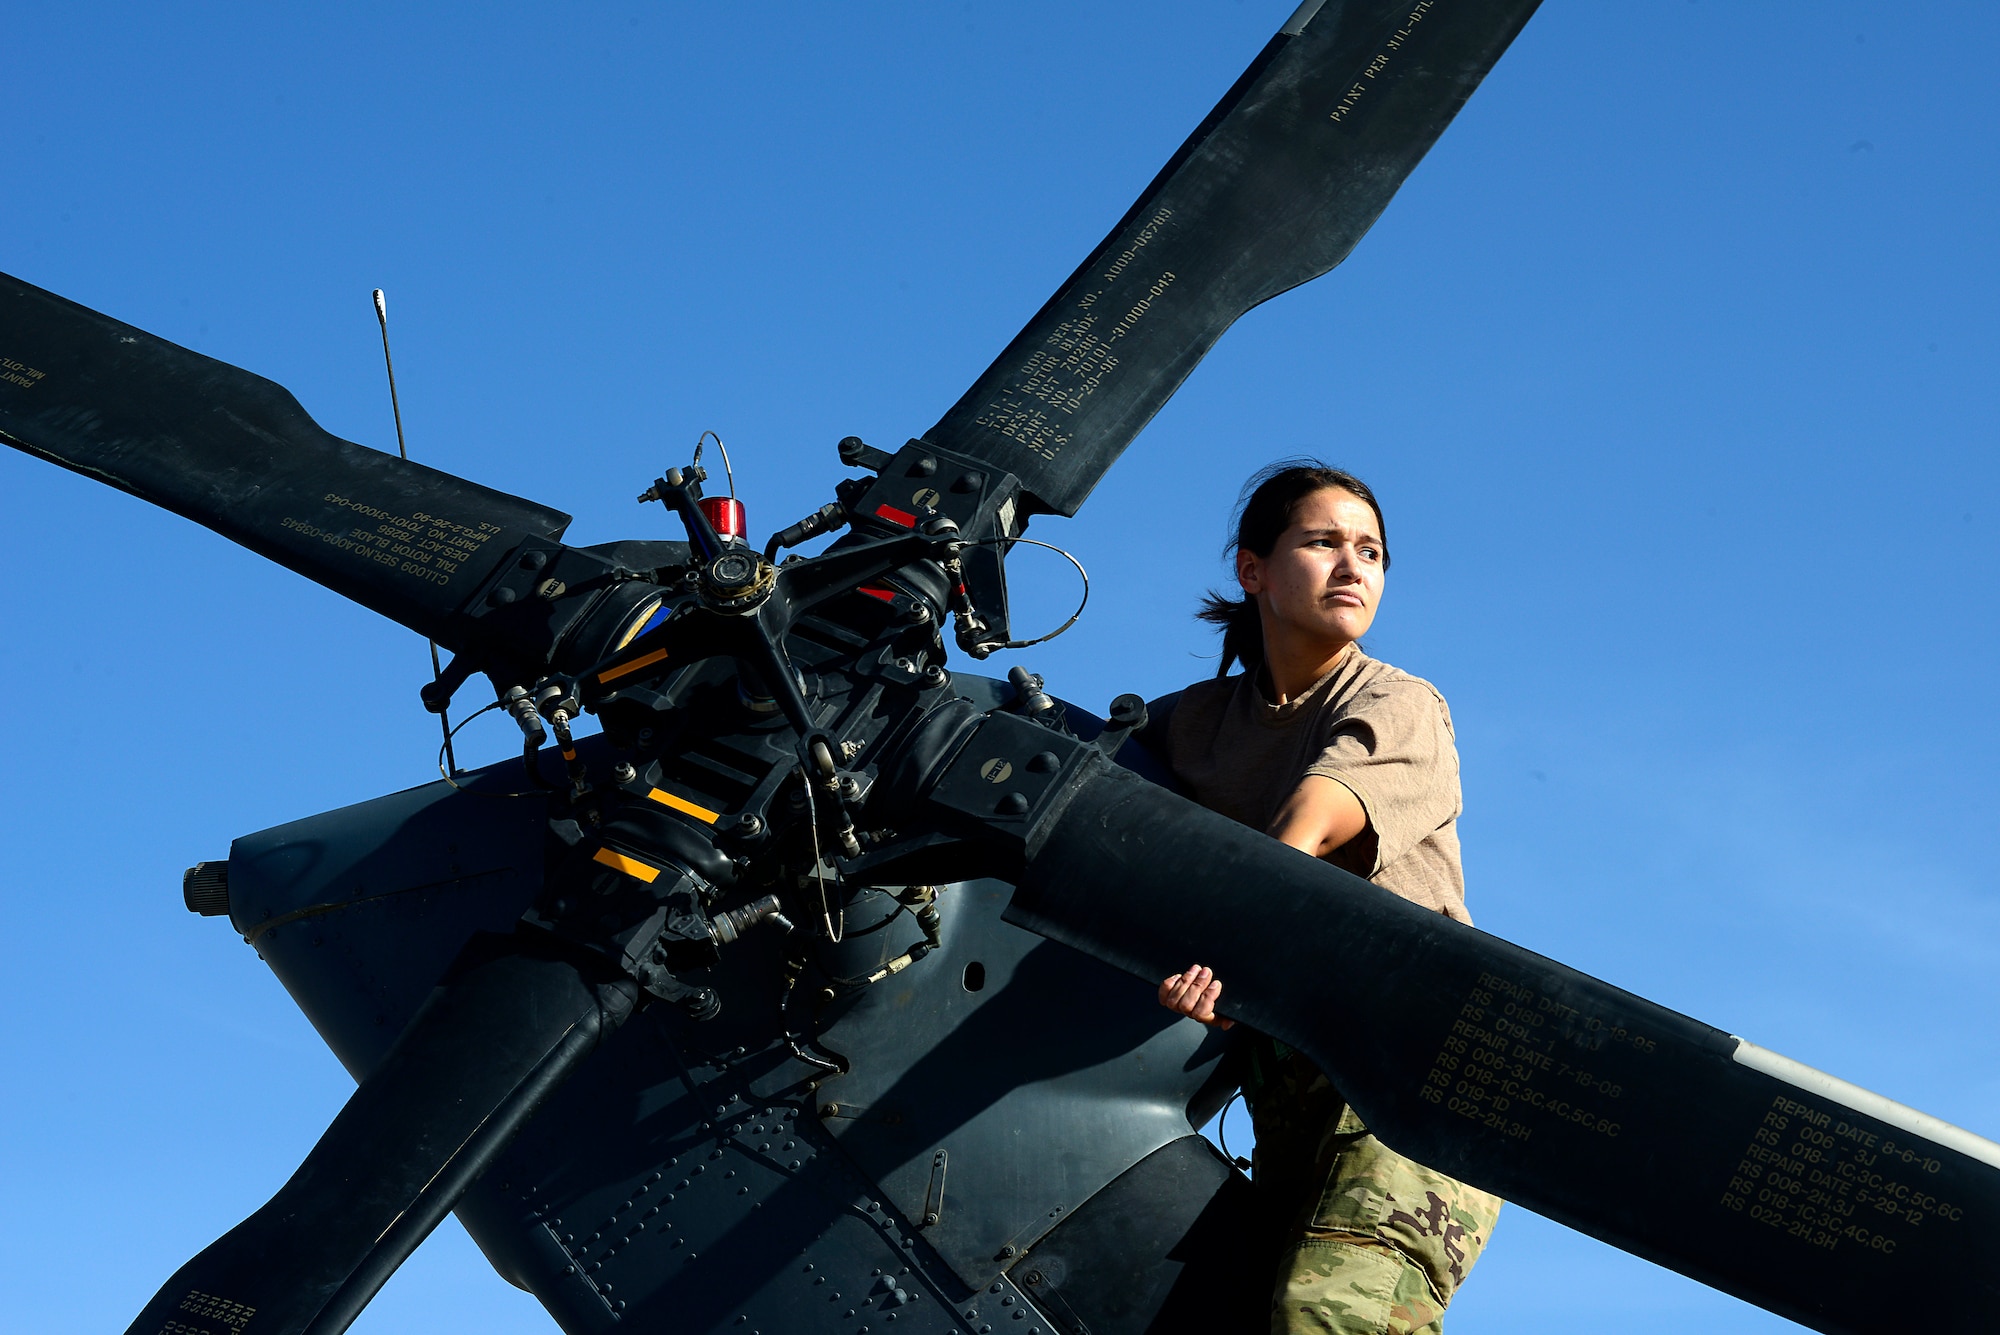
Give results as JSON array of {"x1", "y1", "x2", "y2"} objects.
[
  {"x1": 613, "y1": 597, "x2": 665, "y2": 651},
  {"x1": 598, "y1": 646, "x2": 670, "y2": 685},
  {"x1": 592, "y1": 847, "x2": 661, "y2": 883},
  {"x1": 648, "y1": 788, "x2": 721, "y2": 824}
]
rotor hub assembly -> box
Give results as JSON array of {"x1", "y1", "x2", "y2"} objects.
[{"x1": 698, "y1": 549, "x2": 774, "y2": 611}]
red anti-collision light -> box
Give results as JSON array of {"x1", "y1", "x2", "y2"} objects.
[{"x1": 699, "y1": 496, "x2": 747, "y2": 542}]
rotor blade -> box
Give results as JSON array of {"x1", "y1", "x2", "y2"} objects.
[
  {"x1": 125, "y1": 933, "x2": 634, "y2": 1335},
  {"x1": 0, "y1": 271, "x2": 571, "y2": 645},
  {"x1": 1005, "y1": 765, "x2": 2000, "y2": 1334},
  {"x1": 925, "y1": 0, "x2": 1540, "y2": 517}
]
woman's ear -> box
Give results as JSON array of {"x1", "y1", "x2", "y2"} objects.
[{"x1": 1235, "y1": 546, "x2": 1262, "y2": 596}]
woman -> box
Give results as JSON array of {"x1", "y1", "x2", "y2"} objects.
[{"x1": 1151, "y1": 461, "x2": 1501, "y2": 1335}]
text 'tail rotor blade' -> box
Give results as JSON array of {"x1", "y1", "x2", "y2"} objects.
[
  {"x1": 1006, "y1": 766, "x2": 2000, "y2": 1334},
  {"x1": 126, "y1": 934, "x2": 634, "y2": 1335},
  {"x1": 0, "y1": 271, "x2": 571, "y2": 645},
  {"x1": 926, "y1": 0, "x2": 1541, "y2": 518}
]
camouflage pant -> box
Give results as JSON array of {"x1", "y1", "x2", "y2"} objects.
[{"x1": 1247, "y1": 1039, "x2": 1503, "y2": 1335}]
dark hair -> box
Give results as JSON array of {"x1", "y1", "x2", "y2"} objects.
[{"x1": 1196, "y1": 459, "x2": 1389, "y2": 678}]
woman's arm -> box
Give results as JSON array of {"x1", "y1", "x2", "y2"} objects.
[
  {"x1": 1266, "y1": 773, "x2": 1367, "y2": 858},
  {"x1": 1158, "y1": 776, "x2": 1370, "y2": 1027}
]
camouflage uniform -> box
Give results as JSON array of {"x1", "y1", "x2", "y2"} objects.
[{"x1": 1248, "y1": 1038, "x2": 1502, "y2": 1335}]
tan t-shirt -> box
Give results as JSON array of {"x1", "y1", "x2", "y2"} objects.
[{"x1": 1163, "y1": 646, "x2": 1470, "y2": 924}]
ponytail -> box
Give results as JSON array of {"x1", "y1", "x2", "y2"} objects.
[{"x1": 1197, "y1": 589, "x2": 1265, "y2": 679}]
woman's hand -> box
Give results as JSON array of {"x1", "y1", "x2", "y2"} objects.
[{"x1": 1158, "y1": 963, "x2": 1234, "y2": 1029}]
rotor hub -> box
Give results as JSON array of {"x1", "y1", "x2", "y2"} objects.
[{"x1": 698, "y1": 549, "x2": 775, "y2": 612}]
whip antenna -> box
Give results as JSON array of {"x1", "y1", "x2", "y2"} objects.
[
  {"x1": 373, "y1": 288, "x2": 458, "y2": 776},
  {"x1": 372, "y1": 289, "x2": 410, "y2": 461}
]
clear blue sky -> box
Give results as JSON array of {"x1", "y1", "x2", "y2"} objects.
[{"x1": 3, "y1": 4, "x2": 1995, "y2": 1331}]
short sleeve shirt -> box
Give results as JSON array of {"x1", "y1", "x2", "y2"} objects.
[{"x1": 1163, "y1": 646, "x2": 1470, "y2": 924}]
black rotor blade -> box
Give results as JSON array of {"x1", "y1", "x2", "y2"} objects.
[
  {"x1": 926, "y1": 0, "x2": 1540, "y2": 517},
  {"x1": 1006, "y1": 765, "x2": 2000, "y2": 1333},
  {"x1": 126, "y1": 933, "x2": 634, "y2": 1335},
  {"x1": 0, "y1": 271, "x2": 571, "y2": 646}
]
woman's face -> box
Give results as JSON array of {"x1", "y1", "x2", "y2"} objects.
[{"x1": 1236, "y1": 486, "x2": 1385, "y2": 655}]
